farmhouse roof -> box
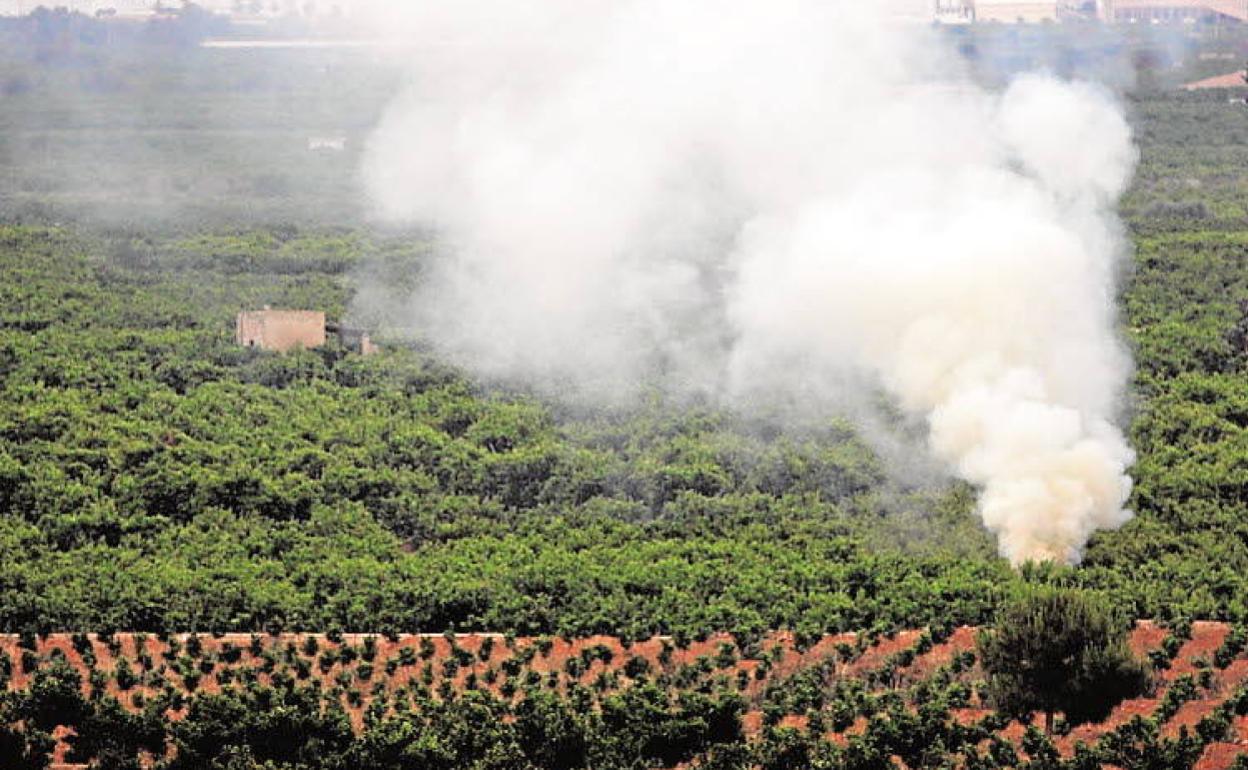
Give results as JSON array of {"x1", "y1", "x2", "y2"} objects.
[{"x1": 1183, "y1": 70, "x2": 1248, "y2": 90}]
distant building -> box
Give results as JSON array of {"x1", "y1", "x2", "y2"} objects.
[
  {"x1": 962, "y1": 0, "x2": 1102, "y2": 22},
  {"x1": 932, "y1": 0, "x2": 1248, "y2": 22},
  {"x1": 936, "y1": 0, "x2": 976, "y2": 22},
  {"x1": 328, "y1": 321, "x2": 379, "y2": 356},
  {"x1": 237, "y1": 309, "x2": 380, "y2": 355},
  {"x1": 236, "y1": 308, "x2": 326, "y2": 352},
  {"x1": 1105, "y1": 0, "x2": 1248, "y2": 21},
  {"x1": 927, "y1": 0, "x2": 1247, "y2": 22},
  {"x1": 308, "y1": 135, "x2": 347, "y2": 152},
  {"x1": 1182, "y1": 69, "x2": 1248, "y2": 89},
  {"x1": 973, "y1": 1, "x2": 1063, "y2": 21}
]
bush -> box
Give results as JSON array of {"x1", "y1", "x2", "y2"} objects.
[{"x1": 114, "y1": 658, "x2": 137, "y2": 691}]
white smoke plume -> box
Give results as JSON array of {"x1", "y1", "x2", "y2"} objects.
[{"x1": 357, "y1": 0, "x2": 1137, "y2": 565}]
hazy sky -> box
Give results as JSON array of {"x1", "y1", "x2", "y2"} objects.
[
  {"x1": 0, "y1": 1, "x2": 957, "y2": 21},
  {"x1": 0, "y1": 0, "x2": 356, "y2": 16},
  {"x1": 0, "y1": 0, "x2": 216, "y2": 13}
]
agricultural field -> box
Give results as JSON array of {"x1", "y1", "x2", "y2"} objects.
[
  {"x1": 3, "y1": 9, "x2": 1248, "y2": 770},
  {"x1": 5, "y1": 622, "x2": 1248, "y2": 769}
]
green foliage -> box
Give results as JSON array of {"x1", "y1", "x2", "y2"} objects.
[
  {"x1": 0, "y1": 225, "x2": 1006, "y2": 638},
  {"x1": 1216, "y1": 625, "x2": 1248, "y2": 668},
  {"x1": 978, "y1": 589, "x2": 1149, "y2": 731},
  {"x1": 0, "y1": 692, "x2": 55, "y2": 770},
  {"x1": 0, "y1": 27, "x2": 1245, "y2": 663}
]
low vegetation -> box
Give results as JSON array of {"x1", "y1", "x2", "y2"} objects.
[{"x1": 1, "y1": 613, "x2": 1244, "y2": 769}]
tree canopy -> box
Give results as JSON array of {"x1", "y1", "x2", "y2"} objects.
[{"x1": 978, "y1": 588, "x2": 1150, "y2": 732}]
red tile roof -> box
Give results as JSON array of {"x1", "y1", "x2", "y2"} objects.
[{"x1": 1183, "y1": 71, "x2": 1248, "y2": 90}]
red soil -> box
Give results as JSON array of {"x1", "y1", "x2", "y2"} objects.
[
  {"x1": 1061, "y1": 698, "x2": 1160, "y2": 755},
  {"x1": 1165, "y1": 698, "x2": 1222, "y2": 739},
  {"x1": 1219, "y1": 661, "x2": 1248, "y2": 692},
  {"x1": 1195, "y1": 742, "x2": 1248, "y2": 770},
  {"x1": 1130, "y1": 621, "x2": 1169, "y2": 658},
  {"x1": 7, "y1": 622, "x2": 1247, "y2": 767},
  {"x1": 1167, "y1": 623, "x2": 1231, "y2": 680},
  {"x1": 901, "y1": 626, "x2": 977, "y2": 681},
  {"x1": 952, "y1": 708, "x2": 993, "y2": 727}
]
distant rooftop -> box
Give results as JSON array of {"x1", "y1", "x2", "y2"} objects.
[{"x1": 1184, "y1": 70, "x2": 1248, "y2": 89}]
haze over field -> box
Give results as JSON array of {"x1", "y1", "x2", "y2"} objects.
[{"x1": 357, "y1": 0, "x2": 1139, "y2": 565}]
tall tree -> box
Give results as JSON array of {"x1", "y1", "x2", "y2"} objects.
[{"x1": 978, "y1": 588, "x2": 1150, "y2": 734}]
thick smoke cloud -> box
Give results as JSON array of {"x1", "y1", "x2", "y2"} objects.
[{"x1": 357, "y1": 0, "x2": 1137, "y2": 565}]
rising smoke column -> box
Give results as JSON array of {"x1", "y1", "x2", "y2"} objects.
[{"x1": 359, "y1": 0, "x2": 1137, "y2": 564}]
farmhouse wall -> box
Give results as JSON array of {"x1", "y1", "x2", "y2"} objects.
[{"x1": 236, "y1": 309, "x2": 327, "y2": 352}]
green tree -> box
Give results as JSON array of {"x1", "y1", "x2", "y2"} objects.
[
  {"x1": 0, "y1": 692, "x2": 54, "y2": 770},
  {"x1": 978, "y1": 589, "x2": 1149, "y2": 734}
]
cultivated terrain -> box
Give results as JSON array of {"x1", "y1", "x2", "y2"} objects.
[{"x1": 2, "y1": 10, "x2": 1248, "y2": 770}]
